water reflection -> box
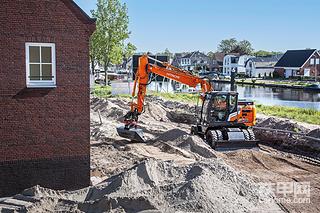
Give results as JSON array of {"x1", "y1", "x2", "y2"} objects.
[
  {"x1": 113, "y1": 81, "x2": 320, "y2": 110},
  {"x1": 215, "y1": 83, "x2": 320, "y2": 110}
]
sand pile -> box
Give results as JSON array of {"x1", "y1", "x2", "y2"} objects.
[{"x1": 1, "y1": 158, "x2": 282, "y2": 213}]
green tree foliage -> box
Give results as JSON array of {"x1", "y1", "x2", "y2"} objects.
[
  {"x1": 217, "y1": 38, "x2": 254, "y2": 55},
  {"x1": 123, "y1": 42, "x2": 137, "y2": 60},
  {"x1": 207, "y1": 51, "x2": 215, "y2": 59},
  {"x1": 217, "y1": 38, "x2": 238, "y2": 53},
  {"x1": 90, "y1": 0, "x2": 131, "y2": 84},
  {"x1": 237, "y1": 40, "x2": 254, "y2": 55},
  {"x1": 254, "y1": 50, "x2": 283, "y2": 57}
]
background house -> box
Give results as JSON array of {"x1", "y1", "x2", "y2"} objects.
[
  {"x1": 172, "y1": 51, "x2": 218, "y2": 72},
  {"x1": 212, "y1": 52, "x2": 225, "y2": 73},
  {"x1": 0, "y1": 0, "x2": 95, "y2": 196},
  {"x1": 274, "y1": 49, "x2": 320, "y2": 78},
  {"x1": 223, "y1": 54, "x2": 253, "y2": 76},
  {"x1": 245, "y1": 54, "x2": 283, "y2": 78}
]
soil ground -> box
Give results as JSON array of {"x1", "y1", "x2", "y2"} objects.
[{"x1": 1, "y1": 96, "x2": 319, "y2": 212}]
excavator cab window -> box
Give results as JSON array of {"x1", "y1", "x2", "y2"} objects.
[
  {"x1": 201, "y1": 95, "x2": 211, "y2": 124},
  {"x1": 210, "y1": 94, "x2": 228, "y2": 122},
  {"x1": 229, "y1": 94, "x2": 237, "y2": 113}
]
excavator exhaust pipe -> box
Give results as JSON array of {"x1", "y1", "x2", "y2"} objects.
[{"x1": 116, "y1": 126, "x2": 145, "y2": 143}]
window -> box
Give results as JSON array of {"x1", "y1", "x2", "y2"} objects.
[
  {"x1": 316, "y1": 59, "x2": 320, "y2": 65},
  {"x1": 231, "y1": 57, "x2": 239, "y2": 64},
  {"x1": 310, "y1": 58, "x2": 315, "y2": 65},
  {"x1": 26, "y1": 43, "x2": 56, "y2": 88}
]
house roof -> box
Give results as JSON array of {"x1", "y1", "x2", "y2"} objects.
[
  {"x1": 250, "y1": 54, "x2": 283, "y2": 63},
  {"x1": 181, "y1": 51, "x2": 208, "y2": 59},
  {"x1": 245, "y1": 54, "x2": 283, "y2": 68},
  {"x1": 275, "y1": 49, "x2": 317, "y2": 68},
  {"x1": 182, "y1": 52, "x2": 193, "y2": 58},
  {"x1": 61, "y1": 0, "x2": 96, "y2": 25},
  {"x1": 213, "y1": 52, "x2": 225, "y2": 62}
]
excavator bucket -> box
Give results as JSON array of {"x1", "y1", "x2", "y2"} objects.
[{"x1": 116, "y1": 126, "x2": 145, "y2": 142}]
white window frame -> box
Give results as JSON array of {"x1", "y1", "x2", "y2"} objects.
[
  {"x1": 26, "y1": 43, "x2": 56, "y2": 88},
  {"x1": 316, "y1": 58, "x2": 320, "y2": 65},
  {"x1": 310, "y1": 58, "x2": 315, "y2": 65}
]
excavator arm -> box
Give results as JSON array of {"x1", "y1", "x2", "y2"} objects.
[{"x1": 118, "y1": 54, "x2": 212, "y2": 141}]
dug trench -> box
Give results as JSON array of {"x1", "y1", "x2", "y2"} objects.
[{"x1": 1, "y1": 96, "x2": 319, "y2": 213}]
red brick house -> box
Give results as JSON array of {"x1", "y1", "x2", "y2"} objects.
[
  {"x1": 0, "y1": 0, "x2": 95, "y2": 196},
  {"x1": 274, "y1": 49, "x2": 320, "y2": 78}
]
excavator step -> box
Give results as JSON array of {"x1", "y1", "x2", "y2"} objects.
[
  {"x1": 215, "y1": 140, "x2": 259, "y2": 151},
  {"x1": 116, "y1": 126, "x2": 145, "y2": 142}
]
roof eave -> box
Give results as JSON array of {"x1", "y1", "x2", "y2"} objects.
[
  {"x1": 274, "y1": 66, "x2": 301, "y2": 69},
  {"x1": 300, "y1": 49, "x2": 317, "y2": 68},
  {"x1": 62, "y1": 0, "x2": 96, "y2": 28}
]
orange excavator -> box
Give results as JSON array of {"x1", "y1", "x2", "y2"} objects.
[{"x1": 117, "y1": 55, "x2": 257, "y2": 150}]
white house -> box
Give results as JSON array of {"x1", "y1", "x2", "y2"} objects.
[
  {"x1": 245, "y1": 54, "x2": 283, "y2": 78},
  {"x1": 223, "y1": 55, "x2": 254, "y2": 76}
]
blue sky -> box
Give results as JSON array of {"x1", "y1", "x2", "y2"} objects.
[{"x1": 75, "y1": 0, "x2": 320, "y2": 53}]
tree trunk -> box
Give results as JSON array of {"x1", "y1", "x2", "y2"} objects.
[
  {"x1": 104, "y1": 62, "x2": 108, "y2": 86},
  {"x1": 104, "y1": 60, "x2": 110, "y2": 86},
  {"x1": 90, "y1": 56, "x2": 95, "y2": 75}
]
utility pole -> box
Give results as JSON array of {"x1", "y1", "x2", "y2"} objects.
[
  {"x1": 231, "y1": 68, "x2": 236, "y2": 91},
  {"x1": 315, "y1": 55, "x2": 318, "y2": 82}
]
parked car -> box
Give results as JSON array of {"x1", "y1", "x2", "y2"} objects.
[{"x1": 199, "y1": 71, "x2": 219, "y2": 80}]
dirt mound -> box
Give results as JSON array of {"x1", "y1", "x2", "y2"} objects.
[
  {"x1": 257, "y1": 117, "x2": 308, "y2": 133},
  {"x1": 255, "y1": 117, "x2": 320, "y2": 154},
  {"x1": 307, "y1": 128, "x2": 320, "y2": 138},
  {"x1": 6, "y1": 159, "x2": 282, "y2": 213},
  {"x1": 166, "y1": 135, "x2": 218, "y2": 159}
]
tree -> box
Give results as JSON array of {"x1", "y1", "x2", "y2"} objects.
[
  {"x1": 123, "y1": 42, "x2": 137, "y2": 60},
  {"x1": 91, "y1": 0, "x2": 131, "y2": 85},
  {"x1": 254, "y1": 50, "x2": 283, "y2": 57},
  {"x1": 217, "y1": 38, "x2": 237, "y2": 53},
  {"x1": 217, "y1": 38, "x2": 254, "y2": 55},
  {"x1": 207, "y1": 51, "x2": 215, "y2": 59},
  {"x1": 237, "y1": 40, "x2": 254, "y2": 55}
]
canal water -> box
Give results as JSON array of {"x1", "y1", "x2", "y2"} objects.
[
  {"x1": 111, "y1": 81, "x2": 320, "y2": 110},
  {"x1": 214, "y1": 82, "x2": 320, "y2": 110}
]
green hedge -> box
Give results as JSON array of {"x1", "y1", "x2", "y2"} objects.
[{"x1": 256, "y1": 104, "x2": 320, "y2": 125}]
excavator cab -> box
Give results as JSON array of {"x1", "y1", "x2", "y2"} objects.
[
  {"x1": 201, "y1": 92, "x2": 238, "y2": 124},
  {"x1": 191, "y1": 91, "x2": 258, "y2": 150}
]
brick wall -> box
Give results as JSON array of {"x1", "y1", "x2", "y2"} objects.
[
  {"x1": 300, "y1": 53, "x2": 320, "y2": 76},
  {"x1": 0, "y1": 0, "x2": 94, "y2": 196}
]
